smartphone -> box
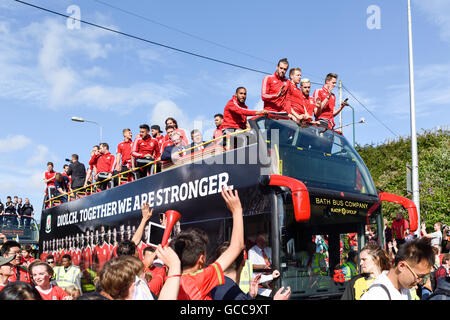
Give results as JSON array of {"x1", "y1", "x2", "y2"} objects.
[{"x1": 344, "y1": 98, "x2": 349, "y2": 103}]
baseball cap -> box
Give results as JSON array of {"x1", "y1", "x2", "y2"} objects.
[
  {"x1": 151, "y1": 125, "x2": 163, "y2": 133},
  {"x1": 0, "y1": 255, "x2": 15, "y2": 267}
]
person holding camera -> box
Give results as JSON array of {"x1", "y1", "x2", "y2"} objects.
[{"x1": 313, "y1": 73, "x2": 348, "y2": 130}]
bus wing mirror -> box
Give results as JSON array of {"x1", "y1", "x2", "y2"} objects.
[
  {"x1": 378, "y1": 191, "x2": 418, "y2": 232},
  {"x1": 261, "y1": 174, "x2": 311, "y2": 222}
]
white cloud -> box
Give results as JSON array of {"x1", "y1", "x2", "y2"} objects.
[
  {"x1": 26, "y1": 145, "x2": 58, "y2": 167},
  {"x1": 148, "y1": 100, "x2": 216, "y2": 142},
  {"x1": 0, "y1": 135, "x2": 32, "y2": 152},
  {"x1": 0, "y1": 17, "x2": 185, "y2": 112},
  {"x1": 414, "y1": 0, "x2": 450, "y2": 43}
]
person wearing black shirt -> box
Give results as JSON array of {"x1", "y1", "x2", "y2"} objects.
[
  {"x1": 67, "y1": 154, "x2": 86, "y2": 197},
  {"x1": 20, "y1": 198, "x2": 34, "y2": 216},
  {"x1": 4, "y1": 197, "x2": 16, "y2": 214},
  {"x1": 54, "y1": 173, "x2": 70, "y2": 203}
]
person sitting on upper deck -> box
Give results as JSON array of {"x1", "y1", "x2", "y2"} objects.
[
  {"x1": 131, "y1": 124, "x2": 160, "y2": 179},
  {"x1": 261, "y1": 58, "x2": 290, "y2": 113},
  {"x1": 159, "y1": 125, "x2": 176, "y2": 159},
  {"x1": 313, "y1": 73, "x2": 348, "y2": 130},
  {"x1": 95, "y1": 143, "x2": 115, "y2": 191},
  {"x1": 161, "y1": 131, "x2": 187, "y2": 164},
  {"x1": 188, "y1": 129, "x2": 210, "y2": 153}
]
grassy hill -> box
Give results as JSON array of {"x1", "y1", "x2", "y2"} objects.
[{"x1": 356, "y1": 128, "x2": 450, "y2": 229}]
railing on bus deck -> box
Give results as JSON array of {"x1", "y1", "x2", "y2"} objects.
[{"x1": 44, "y1": 128, "x2": 251, "y2": 208}]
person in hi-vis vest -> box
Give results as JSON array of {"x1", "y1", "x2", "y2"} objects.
[{"x1": 53, "y1": 254, "x2": 81, "y2": 291}]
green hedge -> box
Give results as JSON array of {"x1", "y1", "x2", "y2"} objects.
[{"x1": 356, "y1": 129, "x2": 450, "y2": 230}]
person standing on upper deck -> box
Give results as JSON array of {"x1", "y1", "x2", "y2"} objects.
[
  {"x1": 261, "y1": 58, "x2": 290, "y2": 112},
  {"x1": 313, "y1": 73, "x2": 348, "y2": 130},
  {"x1": 221, "y1": 87, "x2": 268, "y2": 133}
]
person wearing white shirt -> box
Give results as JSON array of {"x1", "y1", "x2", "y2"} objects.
[
  {"x1": 361, "y1": 237, "x2": 434, "y2": 300},
  {"x1": 248, "y1": 234, "x2": 273, "y2": 297}
]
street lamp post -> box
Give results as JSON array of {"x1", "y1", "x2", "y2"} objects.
[
  {"x1": 71, "y1": 116, "x2": 103, "y2": 143},
  {"x1": 336, "y1": 114, "x2": 365, "y2": 147}
]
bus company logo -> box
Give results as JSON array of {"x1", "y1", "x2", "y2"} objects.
[{"x1": 45, "y1": 215, "x2": 52, "y2": 233}]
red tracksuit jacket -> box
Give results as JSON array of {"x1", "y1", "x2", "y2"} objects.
[
  {"x1": 221, "y1": 95, "x2": 257, "y2": 130},
  {"x1": 261, "y1": 72, "x2": 289, "y2": 112}
]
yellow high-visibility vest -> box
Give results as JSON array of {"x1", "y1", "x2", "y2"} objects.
[
  {"x1": 239, "y1": 260, "x2": 253, "y2": 294},
  {"x1": 54, "y1": 265, "x2": 81, "y2": 290}
]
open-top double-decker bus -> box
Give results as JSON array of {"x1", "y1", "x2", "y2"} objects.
[{"x1": 39, "y1": 113, "x2": 417, "y2": 299}]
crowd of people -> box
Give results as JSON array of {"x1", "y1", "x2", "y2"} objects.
[
  {"x1": 1, "y1": 200, "x2": 448, "y2": 300},
  {"x1": 43, "y1": 58, "x2": 349, "y2": 206},
  {"x1": 0, "y1": 196, "x2": 34, "y2": 217},
  {"x1": 0, "y1": 187, "x2": 293, "y2": 300}
]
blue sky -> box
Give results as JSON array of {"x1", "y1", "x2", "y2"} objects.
[{"x1": 0, "y1": 0, "x2": 449, "y2": 222}]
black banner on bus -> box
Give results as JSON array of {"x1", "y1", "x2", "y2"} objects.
[{"x1": 40, "y1": 161, "x2": 272, "y2": 247}]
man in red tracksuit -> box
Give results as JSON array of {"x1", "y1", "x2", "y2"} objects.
[
  {"x1": 95, "y1": 143, "x2": 115, "y2": 191},
  {"x1": 115, "y1": 128, "x2": 133, "y2": 184},
  {"x1": 221, "y1": 87, "x2": 268, "y2": 148},
  {"x1": 313, "y1": 73, "x2": 348, "y2": 130},
  {"x1": 261, "y1": 58, "x2": 290, "y2": 112},
  {"x1": 131, "y1": 124, "x2": 160, "y2": 179}
]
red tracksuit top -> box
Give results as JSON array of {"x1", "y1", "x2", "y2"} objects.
[
  {"x1": 132, "y1": 135, "x2": 161, "y2": 159},
  {"x1": 261, "y1": 72, "x2": 289, "y2": 112},
  {"x1": 313, "y1": 86, "x2": 336, "y2": 129},
  {"x1": 96, "y1": 152, "x2": 115, "y2": 173},
  {"x1": 284, "y1": 81, "x2": 307, "y2": 115},
  {"x1": 221, "y1": 95, "x2": 258, "y2": 130}
]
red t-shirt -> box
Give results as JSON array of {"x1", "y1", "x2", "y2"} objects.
[
  {"x1": 21, "y1": 256, "x2": 35, "y2": 266},
  {"x1": 313, "y1": 86, "x2": 336, "y2": 129},
  {"x1": 261, "y1": 72, "x2": 289, "y2": 112},
  {"x1": 40, "y1": 252, "x2": 49, "y2": 262},
  {"x1": 37, "y1": 285, "x2": 70, "y2": 300},
  {"x1": 82, "y1": 246, "x2": 92, "y2": 270},
  {"x1": 146, "y1": 265, "x2": 167, "y2": 296},
  {"x1": 72, "y1": 248, "x2": 82, "y2": 266},
  {"x1": 116, "y1": 140, "x2": 133, "y2": 167},
  {"x1": 45, "y1": 170, "x2": 56, "y2": 187},
  {"x1": 304, "y1": 95, "x2": 316, "y2": 116},
  {"x1": 221, "y1": 95, "x2": 257, "y2": 130},
  {"x1": 178, "y1": 262, "x2": 225, "y2": 300},
  {"x1": 8, "y1": 266, "x2": 31, "y2": 284},
  {"x1": 391, "y1": 218, "x2": 409, "y2": 240},
  {"x1": 93, "y1": 243, "x2": 112, "y2": 272}
]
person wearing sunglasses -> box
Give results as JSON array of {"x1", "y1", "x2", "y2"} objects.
[{"x1": 361, "y1": 237, "x2": 435, "y2": 300}]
